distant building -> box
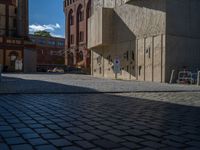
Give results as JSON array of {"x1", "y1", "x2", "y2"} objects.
[
  {"x1": 63, "y1": 0, "x2": 91, "y2": 73},
  {"x1": 88, "y1": 0, "x2": 200, "y2": 82},
  {"x1": 29, "y1": 35, "x2": 65, "y2": 71},
  {"x1": 0, "y1": 0, "x2": 36, "y2": 73}
]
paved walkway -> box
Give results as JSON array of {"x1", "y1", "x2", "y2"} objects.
[
  {"x1": 1, "y1": 94, "x2": 200, "y2": 150},
  {"x1": 0, "y1": 74, "x2": 200, "y2": 149},
  {"x1": 1, "y1": 74, "x2": 200, "y2": 94}
]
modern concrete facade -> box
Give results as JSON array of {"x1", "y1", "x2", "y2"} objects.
[
  {"x1": 88, "y1": 0, "x2": 200, "y2": 82},
  {"x1": 63, "y1": 0, "x2": 91, "y2": 73},
  {"x1": 0, "y1": 0, "x2": 35, "y2": 72}
]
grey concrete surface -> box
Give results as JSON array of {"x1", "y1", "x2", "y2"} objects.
[{"x1": 0, "y1": 73, "x2": 200, "y2": 94}]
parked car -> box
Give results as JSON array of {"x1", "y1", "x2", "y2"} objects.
[{"x1": 47, "y1": 67, "x2": 64, "y2": 73}]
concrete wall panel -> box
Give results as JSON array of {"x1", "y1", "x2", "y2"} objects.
[
  {"x1": 153, "y1": 35, "x2": 162, "y2": 82},
  {"x1": 144, "y1": 37, "x2": 153, "y2": 81},
  {"x1": 137, "y1": 38, "x2": 144, "y2": 81}
]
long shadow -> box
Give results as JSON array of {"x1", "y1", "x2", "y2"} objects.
[
  {"x1": 0, "y1": 76, "x2": 98, "y2": 94},
  {"x1": 126, "y1": 0, "x2": 166, "y2": 12},
  {"x1": 0, "y1": 76, "x2": 200, "y2": 149}
]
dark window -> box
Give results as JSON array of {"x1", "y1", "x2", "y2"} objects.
[
  {"x1": 70, "y1": 35, "x2": 74, "y2": 44},
  {"x1": 79, "y1": 32, "x2": 84, "y2": 42},
  {"x1": 38, "y1": 39, "x2": 46, "y2": 45},
  {"x1": 48, "y1": 41, "x2": 56, "y2": 46},
  {"x1": 57, "y1": 41, "x2": 65, "y2": 46},
  {"x1": 78, "y1": 11, "x2": 84, "y2": 22},
  {"x1": 13, "y1": 19, "x2": 17, "y2": 28},
  {"x1": 14, "y1": 8, "x2": 17, "y2": 14},
  {"x1": 70, "y1": 15, "x2": 74, "y2": 25},
  {"x1": 132, "y1": 51, "x2": 135, "y2": 61}
]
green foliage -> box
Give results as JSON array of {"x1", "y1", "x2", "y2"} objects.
[{"x1": 34, "y1": 30, "x2": 52, "y2": 37}]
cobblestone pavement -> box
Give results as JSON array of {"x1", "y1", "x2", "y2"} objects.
[
  {"x1": 0, "y1": 93, "x2": 200, "y2": 150},
  {"x1": 0, "y1": 73, "x2": 200, "y2": 94},
  {"x1": 115, "y1": 92, "x2": 200, "y2": 107},
  {"x1": 0, "y1": 74, "x2": 200, "y2": 149}
]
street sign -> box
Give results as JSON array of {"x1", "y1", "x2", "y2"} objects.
[{"x1": 114, "y1": 58, "x2": 121, "y2": 74}]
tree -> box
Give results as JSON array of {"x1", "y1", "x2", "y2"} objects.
[{"x1": 34, "y1": 30, "x2": 52, "y2": 37}]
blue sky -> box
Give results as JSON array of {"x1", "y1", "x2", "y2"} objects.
[{"x1": 29, "y1": 0, "x2": 65, "y2": 38}]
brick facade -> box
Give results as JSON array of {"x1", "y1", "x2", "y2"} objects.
[
  {"x1": 29, "y1": 35, "x2": 65, "y2": 68},
  {"x1": 0, "y1": 0, "x2": 34, "y2": 72},
  {"x1": 63, "y1": 0, "x2": 91, "y2": 73}
]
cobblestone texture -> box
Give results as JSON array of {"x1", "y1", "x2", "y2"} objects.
[
  {"x1": 0, "y1": 74, "x2": 200, "y2": 149},
  {"x1": 0, "y1": 93, "x2": 200, "y2": 149}
]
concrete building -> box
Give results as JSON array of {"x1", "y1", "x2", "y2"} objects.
[
  {"x1": 0, "y1": 0, "x2": 36, "y2": 73},
  {"x1": 63, "y1": 0, "x2": 91, "y2": 73},
  {"x1": 29, "y1": 35, "x2": 65, "y2": 71},
  {"x1": 88, "y1": 0, "x2": 200, "y2": 82}
]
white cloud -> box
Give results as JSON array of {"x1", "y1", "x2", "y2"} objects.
[
  {"x1": 29, "y1": 23, "x2": 64, "y2": 38},
  {"x1": 29, "y1": 23, "x2": 61, "y2": 32},
  {"x1": 51, "y1": 33, "x2": 65, "y2": 38}
]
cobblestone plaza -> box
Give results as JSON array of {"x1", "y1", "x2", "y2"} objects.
[{"x1": 0, "y1": 74, "x2": 200, "y2": 150}]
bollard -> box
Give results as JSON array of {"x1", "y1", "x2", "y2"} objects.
[
  {"x1": 197, "y1": 71, "x2": 200, "y2": 86},
  {"x1": 169, "y1": 69, "x2": 175, "y2": 84}
]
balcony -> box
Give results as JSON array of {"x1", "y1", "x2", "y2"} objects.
[{"x1": 87, "y1": 8, "x2": 114, "y2": 49}]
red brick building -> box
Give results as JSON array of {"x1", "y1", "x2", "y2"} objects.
[
  {"x1": 29, "y1": 35, "x2": 65, "y2": 65},
  {"x1": 63, "y1": 0, "x2": 91, "y2": 73},
  {"x1": 0, "y1": 0, "x2": 36, "y2": 73}
]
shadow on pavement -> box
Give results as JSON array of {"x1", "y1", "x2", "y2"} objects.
[
  {"x1": 0, "y1": 76, "x2": 200, "y2": 149},
  {"x1": 0, "y1": 76, "x2": 98, "y2": 94}
]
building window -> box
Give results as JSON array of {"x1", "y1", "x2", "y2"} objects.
[
  {"x1": 13, "y1": 19, "x2": 17, "y2": 28},
  {"x1": 70, "y1": 15, "x2": 74, "y2": 25},
  {"x1": 57, "y1": 41, "x2": 65, "y2": 46},
  {"x1": 69, "y1": 10, "x2": 74, "y2": 26},
  {"x1": 78, "y1": 10, "x2": 84, "y2": 22},
  {"x1": 38, "y1": 39, "x2": 46, "y2": 45},
  {"x1": 14, "y1": 8, "x2": 17, "y2": 14},
  {"x1": 79, "y1": 32, "x2": 84, "y2": 42},
  {"x1": 77, "y1": 5, "x2": 84, "y2": 22},
  {"x1": 70, "y1": 35, "x2": 74, "y2": 44},
  {"x1": 132, "y1": 51, "x2": 135, "y2": 61},
  {"x1": 48, "y1": 41, "x2": 56, "y2": 46}
]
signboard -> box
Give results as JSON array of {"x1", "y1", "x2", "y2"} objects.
[{"x1": 114, "y1": 58, "x2": 121, "y2": 74}]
